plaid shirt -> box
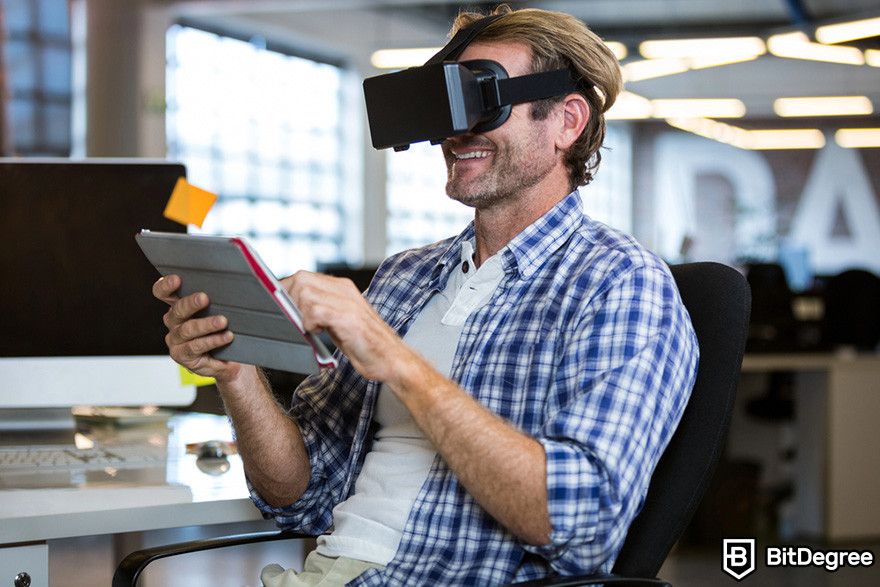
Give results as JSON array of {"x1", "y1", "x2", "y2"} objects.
[{"x1": 249, "y1": 190, "x2": 698, "y2": 585}]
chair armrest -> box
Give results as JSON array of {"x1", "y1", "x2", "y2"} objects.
[
  {"x1": 113, "y1": 533, "x2": 671, "y2": 587},
  {"x1": 112, "y1": 529, "x2": 314, "y2": 587},
  {"x1": 508, "y1": 574, "x2": 671, "y2": 587}
]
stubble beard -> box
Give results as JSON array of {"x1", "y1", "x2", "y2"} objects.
[{"x1": 444, "y1": 129, "x2": 555, "y2": 211}]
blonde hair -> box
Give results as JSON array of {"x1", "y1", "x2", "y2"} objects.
[{"x1": 451, "y1": 5, "x2": 623, "y2": 187}]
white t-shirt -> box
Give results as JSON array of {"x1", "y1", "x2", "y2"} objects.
[{"x1": 315, "y1": 240, "x2": 504, "y2": 564}]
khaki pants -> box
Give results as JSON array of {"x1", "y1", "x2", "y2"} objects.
[{"x1": 261, "y1": 551, "x2": 384, "y2": 587}]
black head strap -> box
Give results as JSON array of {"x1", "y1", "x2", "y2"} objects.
[
  {"x1": 426, "y1": 13, "x2": 587, "y2": 104},
  {"x1": 496, "y1": 69, "x2": 579, "y2": 106},
  {"x1": 425, "y1": 14, "x2": 504, "y2": 65}
]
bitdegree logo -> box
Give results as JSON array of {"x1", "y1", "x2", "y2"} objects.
[
  {"x1": 722, "y1": 539, "x2": 875, "y2": 580},
  {"x1": 766, "y1": 546, "x2": 874, "y2": 572}
]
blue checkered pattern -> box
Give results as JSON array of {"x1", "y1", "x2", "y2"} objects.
[{"x1": 249, "y1": 190, "x2": 699, "y2": 585}]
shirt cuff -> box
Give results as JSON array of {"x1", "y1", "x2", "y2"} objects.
[{"x1": 521, "y1": 437, "x2": 602, "y2": 560}]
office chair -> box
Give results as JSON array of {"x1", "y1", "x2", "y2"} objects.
[
  {"x1": 114, "y1": 262, "x2": 750, "y2": 587},
  {"x1": 823, "y1": 268, "x2": 880, "y2": 351},
  {"x1": 744, "y1": 262, "x2": 796, "y2": 353}
]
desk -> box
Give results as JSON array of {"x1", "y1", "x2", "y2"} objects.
[
  {"x1": 741, "y1": 352, "x2": 880, "y2": 541},
  {"x1": 0, "y1": 413, "x2": 272, "y2": 586}
]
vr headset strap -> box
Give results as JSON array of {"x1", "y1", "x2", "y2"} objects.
[
  {"x1": 494, "y1": 69, "x2": 579, "y2": 107},
  {"x1": 426, "y1": 14, "x2": 587, "y2": 107},
  {"x1": 425, "y1": 14, "x2": 503, "y2": 64}
]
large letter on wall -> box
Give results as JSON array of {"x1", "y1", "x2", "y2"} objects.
[
  {"x1": 653, "y1": 133, "x2": 776, "y2": 262},
  {"x1": 789, "y1": 139, "x2": 880, "y2": 274}
]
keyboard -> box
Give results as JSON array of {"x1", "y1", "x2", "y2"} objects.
[{"x1": 0, "y1": 444, "x2": 167, "y2": 472}]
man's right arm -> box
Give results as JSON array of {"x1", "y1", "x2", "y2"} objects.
[
  {"x1": 153, "y1": 274, "x2": 310, "y2": 508},
  {"x1": 215, "y1": 366, "x2": 310, "y2": 507}
]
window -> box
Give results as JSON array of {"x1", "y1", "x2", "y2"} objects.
[
  {"x1": 166, "y1": 25, "x2": 350, "y2": 276},
  {"x1": 2, "y1": 0, "x2": 72, "y2": 155},
  {"x1": 581, "y1": 123, "x2": 633, "y2": 233},
  {"x1": 385, "y1": 142, "x2": 473, "y2": 256},
  {"x1": 384, "y1": 123, "x2": 634, "y2": 256}
]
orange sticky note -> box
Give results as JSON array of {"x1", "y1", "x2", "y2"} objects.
[{"x1": 163, "y1": 177, "x2": 218, "y2": 227}]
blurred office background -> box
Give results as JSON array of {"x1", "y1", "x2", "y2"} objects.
[{"x1": 2, "y1": 0, "x2": 879, "y2": 585}]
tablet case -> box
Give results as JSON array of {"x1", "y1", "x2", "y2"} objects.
[{"x1": 136, "y1": 231, "x2": 337, "y2": 374}]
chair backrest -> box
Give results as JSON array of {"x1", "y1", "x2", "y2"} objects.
[
  {"x1": 612, "y1": 262, "x2": 751, "y2": 577},
  {"x1": 823, "y1": 268, "x2": 880, "y2": 350}
]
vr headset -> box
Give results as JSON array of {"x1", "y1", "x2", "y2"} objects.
[{"x1": 363, "y1": 15, "x2": 583, "y2": 151}]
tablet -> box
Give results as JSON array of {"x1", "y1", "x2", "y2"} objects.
[{"x1": 136, "y1": 230, "x2": 337, "y2": 374}]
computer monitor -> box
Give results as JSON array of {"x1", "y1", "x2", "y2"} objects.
[{"x1": 0, "y1": 159, "x2": 196, "y2": 429}]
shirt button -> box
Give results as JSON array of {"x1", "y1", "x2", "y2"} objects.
[{"x1": 462, "y1": 261, "x2": 469, "y2": 273}]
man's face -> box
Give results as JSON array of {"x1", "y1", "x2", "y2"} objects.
[{"x1": 442, "y1": 41, "x2": 561, "y2": 210}]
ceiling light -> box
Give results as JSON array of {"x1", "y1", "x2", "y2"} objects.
[
  {"x1": 815, "y1": 16, "x2": 880, "y2": 44},
  {"x1": 606, "y1": 91, "x2": 653, "y2": 119},
  {"x1": 835, "y1": 128, "x2": 880, "y2": 148},
  {"x1": 767, "y1": 32, "x2": 865, "y2": 65},
  {"x1": 621, "y1": 38, "x2": 765, "y2": 82},
  {"x1": 373, "y1": 40, "x2": 628, "y2": 69},
  {"x1": 867, "y1": 49, "x2": 880, "y2": 67},
  {"x1": 651, "y1": 99, "x2": 746, "y2": 119},
  {"x1": 744, "y1": 129, "x2": 826, "y2": 150},
  {"x1": 687, "y1": 52, "x2": 763, "y2": 69},
  {"x1": 666, "y1": 118, "x2": 750, "y2": 147},
  {"x1": 604, "y1": 41, "x2": 628, "y2": 61},
  {"x1": 639, "y1": 37, "x2": 766, "y2": 60},
  {"x1": 370, "y1": 47, "x2": 440, "y2": 69},
  {"x1": 667, "y1": 118, "x2": 825, "y2": 150},
  {"x1": 622, "y1": 58, "x2": 689, "y2": 82},
  {"x1": 774, "y1": 96, "x2": 874, "y2": 117}
]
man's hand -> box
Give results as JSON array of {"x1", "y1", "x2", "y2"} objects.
[
  {"x1": 152, "y1": 274, "x2": 243, "y2": 384},
  {"x1": 282, "y1": 271, "x2": 411, "y2": 382},
  {"x1": 154, "y1": 274, "x2": 311, "y2": 507}
]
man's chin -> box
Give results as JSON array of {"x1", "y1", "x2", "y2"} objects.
[
  {"x1": 448, "y1": 196, "x2": 478, "y2": 209},
  {"x1": 446, "y1": 187, "x2": 503, "y2": 210},
  {"x1": 446, "y1": 180, "x2": 479, "y2": 203}
]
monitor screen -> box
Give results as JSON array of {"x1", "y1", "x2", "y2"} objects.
[{"x1": 0, "y1": 160, "x2": 196, "y2": 409}]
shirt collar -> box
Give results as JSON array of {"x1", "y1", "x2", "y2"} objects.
[
  {"x1": 500, "y1": 189, "x2": 585, "y2": 279},
  {"x1": 426, "y1": 222, "x2": 476, "y2": 290},
  {"x1": 458, "y1": 239, "x2": 503, "y2": 283},
  {"x1": 427, "y1": 189, "x2": 585, "y2": 286}
]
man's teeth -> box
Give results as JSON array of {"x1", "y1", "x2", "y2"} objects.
[{"x1": 455, "y1": 150, "x2": 491, "y2": 160}]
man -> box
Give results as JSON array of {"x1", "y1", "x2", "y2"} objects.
[{"x1": 154, "y1": 5, "x2": 698, "y2": 585}]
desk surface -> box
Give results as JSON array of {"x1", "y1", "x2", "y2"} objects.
[{"x1": 0, "y1": 413, "x2": 265, "y2": 544}]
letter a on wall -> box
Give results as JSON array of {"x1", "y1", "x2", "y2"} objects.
[{"x1": 789, "y1": 139, "x2": 880, "y2": 274}]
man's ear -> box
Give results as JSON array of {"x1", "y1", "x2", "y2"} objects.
[{"x1": 555, "y1": 93, "x2": 590, "y2": 151}]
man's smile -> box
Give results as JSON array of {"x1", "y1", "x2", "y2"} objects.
[{"x1": 452, "y1": 149, "x2": 493, "y2": 160}]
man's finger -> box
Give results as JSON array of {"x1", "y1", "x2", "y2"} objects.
[
  {"x1": 280, "y1": 270, "x2": 315, "y2": 301},
  {"x1": 168, "y1": 292, "x2": 209, "y2": 326},
  {"x1": 167, "y1": 315, "x2": 228, "y2": 347},
  {"x1": 153, "y1": 275, "x2": 182, "y2": 304},
  {"x1": 179, "y1": 330, "x2": 234, "y2": 361},
  {"x1": 286, "y1": 272, "x2": 354, "y2": 309}
]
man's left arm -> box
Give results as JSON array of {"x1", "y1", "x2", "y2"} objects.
[
  {"x1": 515, "y1": 262, "x2": 698, "y2": 574},
  {"x1": 285, "y1": 263, "x2": 698, "y2": 565}
]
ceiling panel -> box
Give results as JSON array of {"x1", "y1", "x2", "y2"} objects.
[{"x1": 173, "y1": 0, "x2": 880, "y2": 121}]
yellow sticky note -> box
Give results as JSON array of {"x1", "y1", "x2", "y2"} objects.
[
  {"x1": 179, "y1": 365, "x2": 216, "y2": 387},
  {"x1": 163, "y1": 177, "x2": 218, "y2": 227}
]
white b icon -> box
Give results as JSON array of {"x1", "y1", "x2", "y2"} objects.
[{"x1": 723, "y1": 538, "x2": 756, "y2": 581}]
